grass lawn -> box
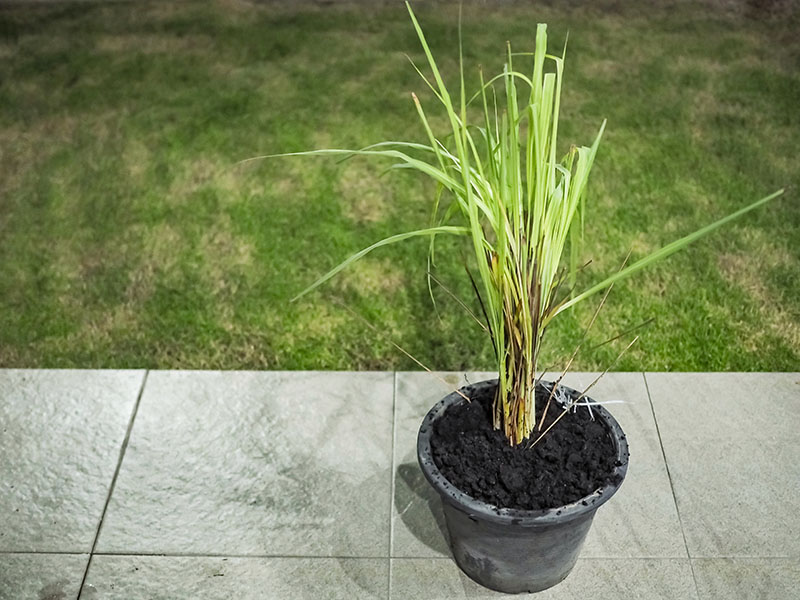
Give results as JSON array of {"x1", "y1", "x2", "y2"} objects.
[{"x1": 0, "y1": 0, "x2": 798, "y2": 371}]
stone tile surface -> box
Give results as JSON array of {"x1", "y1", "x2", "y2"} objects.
[
  {"x1": 645, "y1": 373, "x2": 800, "y2": 441},
  {"x1": 562, "y1": 372, "x2": 685, "y2": 558},
  {"x1": 0, "y1": 553, "x2": 89, "y2": 600},
  {"x1": 83, "y1": 555, "x2": 387, "y2": 600},
  {"x1": 647, "y1": 372, "x2": 800, "y2": 557},
  {"x1": 392, "y1": 372, "x2": 684, "y2": 559},
  {"x1": 96, "y1": 371, "x2": 394, "y2": 556},
  {"x1": 0, "y1": 369, "x2": 144, "y2": 552},
  {"x1": 654, "y1": 438, "x2": 799, "y2": 557},
  {"x1": 390, "y1": 558, "x2": 698, "y2": 599},
  {"x1": 392, "y1": 371, "x2": 493, "y2": 558},
  {"x1": 692, "y1": 558, "x2": 800, "y2": 600}
]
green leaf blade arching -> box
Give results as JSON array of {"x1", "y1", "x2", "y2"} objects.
[
  {"x1": 550, "y1": 188, "x2": 785, "y2": 321},
  {"x1": 291, "y1": 226, "x2": 469, "y2": 302}
]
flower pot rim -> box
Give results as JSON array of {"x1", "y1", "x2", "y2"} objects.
[{"x1": 417, "y1": 378, "x2": 629, "y2": 527}]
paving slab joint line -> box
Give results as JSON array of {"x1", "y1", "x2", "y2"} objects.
[
  {"x1": 387, "y1": 371, "x2": 397, "y2": 600},
  {"x1": 642, "y1": 372, "x2": 702, "y2": 599},
  {"x1": 76, "y1": 369, "x2": 150, "y2": 600},
  {"x1": 91, "y1": 552, "x2": 390, "y2": 559}
]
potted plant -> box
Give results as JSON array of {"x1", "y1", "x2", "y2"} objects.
[{"x1": 253, "y1": 3, "x2": 783, "y2": 593}]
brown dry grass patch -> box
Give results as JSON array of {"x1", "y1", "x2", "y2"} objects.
[
  {"x1": 717, "y1": 241, "x2": 800, "y2": 348},
  {"x1": 337, "y1": 162, "x2": 393, "y2": 223}
]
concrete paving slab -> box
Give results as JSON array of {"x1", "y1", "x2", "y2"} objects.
[
  {"x1": 390, "y1": 558, "x2": 699, "y2": 599},
  {"x1": 652, "y1": 438, "x2": 800, "y2": 557},
  {"x1": 83, "y1": 555, "x2": 387, "y2": 599},
  {"x1": 692, "y1": 558, "x2": 800, "y2": 600},
  {"x1": 0, "y1": 369, "x2": 144, "y2": 552},
  {"x1": 561, "y1": 372, "x2": 686, "y2": 558},
  {"x1": 3, "y1": 369, "x2": 794, "y2": 598},
  {"x1": 645, "y1": 373, "x2": 800, "y2": 441},
  {"x1": 646, "y1": 372, "x2": 800, "y2": 557},
  {"x1": 392, "y1": 371, "x2": 493, "y2": 558},
  {"x1": 0, "y1": 553, "x2": 88, "y2": 600},
  {"x1": 96, "y1": 371, "x2": 394, "y2": 557}
]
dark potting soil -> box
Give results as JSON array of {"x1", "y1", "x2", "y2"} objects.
[{"x1": 430, "y1": 382, "x2": 624, "y2": 511}]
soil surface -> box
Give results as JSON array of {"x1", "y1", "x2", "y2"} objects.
[{"x1": 430, "y1": 382, "x2": 625, "y2": 510}]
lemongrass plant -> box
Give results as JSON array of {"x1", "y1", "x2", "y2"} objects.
[{"x1": 260, "y1": 3, "x2": 783, "y2": 445}]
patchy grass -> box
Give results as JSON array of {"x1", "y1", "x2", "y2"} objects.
[{"x1": 0, "y1": 0, "x2": 798, "y2": 371}]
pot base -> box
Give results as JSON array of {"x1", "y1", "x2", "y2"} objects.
[{"x1": 444, "y1": 501, "x2": 592, "y2": 594}]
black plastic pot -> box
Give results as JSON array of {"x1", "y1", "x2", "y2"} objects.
[{"x1": 417, "y1": 379, "x2": 629, "y2": 594}]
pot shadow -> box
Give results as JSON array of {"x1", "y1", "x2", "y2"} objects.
[
  {"x1": 394, "y1": 461, "x2": 451, "y2": 556},
  {"x1": 332, "y1": 466, "x2": 401, "y2": 597}
]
